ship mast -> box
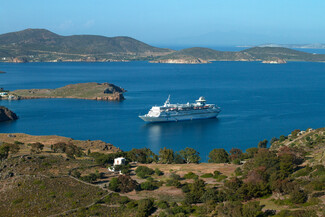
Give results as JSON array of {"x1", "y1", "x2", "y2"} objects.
[{"x1": 164, "y1": 95, "x2": 171, "y2": 106}]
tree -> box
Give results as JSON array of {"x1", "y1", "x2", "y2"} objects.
[
  {"x1": 184, "y1": 179, "x2": 206, "y2": 204},
  {"x1": 208, "y1": 148, "x2": 229, "y2": 163},
  {"x1": 109, "y1": 175, "x2": 139, "y2": 193},
  {"x1": 159, "y1": 147, "x2": 174, "y2": 164},
  {"x1": 270, "y1": 137, "x2": 279, "y2": 145},
  {"x1": 0, "y1": 145, "x2": 10, "y2": 160},
  {"x1": 258, "y1": 140, "x2": 268, "y2": 148},
  {"x1": 30, "y1": 142, "x2": 44, "y2": 154},
  {"x1": 229, "y1": 148, "x2": 243, "y2": 162},
  {"x1": 179, "y1": 147, "x2": 200, "y2": 164},
  {"x1": 137, "y1": 199, "x2": 154, "y2": 217},
  {"x1": 245, "y1": 147, "x2": 258, "y2": 159},
  {"x1": 127, "y1": 148, "x2": 158, "y2": 163},
  {"x1": 242, "y1": 201, "x2": 264, "y2": 217},
  {"x1": 1, "y1": 143, "x2": 20, "y2": 157},
  {"x1": 291, "y1": 129, "x2": 301, "y2": 137}
]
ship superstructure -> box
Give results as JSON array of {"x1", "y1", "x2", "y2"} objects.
[{"x1": 139, "y1": 96, "x2": 221, "y2": 122}]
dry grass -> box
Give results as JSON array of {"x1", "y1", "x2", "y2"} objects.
[{"x1": 0, "y1": 133, "x2": 119, "y2": 154}]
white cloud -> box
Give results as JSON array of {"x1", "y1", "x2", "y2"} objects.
[
  {"x1": 84, "y1": 19, "x2": 95, "y2": 28},
  {"x1": 58, "y1": 20, "x2": 74, "y2": 30}
]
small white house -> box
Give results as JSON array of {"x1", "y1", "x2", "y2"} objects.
[
  {"x1": 0, "y1": 92, "x2": 8, "y2": 96},
  {"x1": 114, "y1": 157, "x2": 126, "y2": 166},
  {"x1": 108, "y1": 157, "x2": 126, "y2": 172}
]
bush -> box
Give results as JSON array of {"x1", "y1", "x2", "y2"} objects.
[
  {"x1": 289, "y1": 188, "x2": 308, "y2": 204},
  {"x1": 140, "y1": 181, "x2": 156, "y2": 191},
  {"x1": 234, "y1": 167, "x2": 243, "y2": 176},
  {"x1": 232, "y1": 159, "x2": 241, "y2": 165},
  {"x1": 155, "y1": 168, "x2": 163, "y2": 176},
  {"x1": 166, "y1": 179, "x2": 182, "y2": 188},
  {"x1": 200, "y1": 173, "x2": 213, "y2": 178},
  {"x1": 184, "y1": 172, "x2": 198, "y2": 179},
  {"x1": 156, "y1": 200, "x2": 169, "y2": 209},
  {"x1": 135, "y1": 166, "x2": 154, "y2": 179},
  {"x1": 169, "y1": 173, "x2": 181, "y2": 180}
]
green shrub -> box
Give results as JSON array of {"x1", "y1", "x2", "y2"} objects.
[
  {"x1": 137, "y1": 199, "x2": 154, "y2": 217},
  {"x1": 184, "y1": 172, "x2": 198, "y2": 179},
  {"x1": 156, "y1": 200, "x2": 169, "y2": 209},
  {"x1": 127, "y1": 201, "x2": 138, "y2": 209},
  {"x1": 155, "y1": 168, "x2": 163, "y2": 176},
  {"x1": 12, "y1": 198, "x2": 24, "y2": 205},
  {"x1": 166, "y1": 179, "x2": 182, "y2": 188},
  {"x1": 289, "y1": 188, "x2": 308, "y2": 204},
  {"x1": 200, "y1": 173, "x2": 213, "y2": 178},
  {"x1": 140, "y1": 181, "x2": 156, "y2": 191},
  {"x1": 135, "y1": 166, "x2": 154, "y2": 179},
  {"x1": 234, "y1": 167, "x2": 243, "y2": 176}
]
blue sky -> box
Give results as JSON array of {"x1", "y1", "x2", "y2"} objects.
[{"x1": 1, "y1": 0, "x2": 325, "y2": 46}]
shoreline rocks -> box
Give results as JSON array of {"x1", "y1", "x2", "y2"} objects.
[
  {"x1": 150, "y1": 58, "x2": 210, "y2": 64},
  {"x1": 262, "y1": 58, "x2": 287, "y2": 64},
  {"x1": 0, "y1": 106, "x2": 18, "y2": 122}
]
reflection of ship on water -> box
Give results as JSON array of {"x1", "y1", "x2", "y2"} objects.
[
  {"x1": 142, "y1": 117, "x2": 220, "y2": 154},
  {"x1": 139, "y1": 96, "x2": 221, "y2": 123}
]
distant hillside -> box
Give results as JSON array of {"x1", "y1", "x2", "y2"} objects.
[
  {"x1": 0, "y1": 29, "x2": 173, "y2": 62},
  {"x1": 152, "y1": 46, "x2": 325, "y2": 63},
  {"x1": 259, "y1": 43, "x2": 325, "y2": 49},
  {"x1": 1, "y1": 29, "x2": 325, "y2": 63}
]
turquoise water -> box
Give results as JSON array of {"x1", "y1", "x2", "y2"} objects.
[{"x1": 0, "y1": 61, "x2": 325, "y2": 160}]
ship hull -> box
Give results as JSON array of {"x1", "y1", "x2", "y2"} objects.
[{"x1": 139, "y1": 111, "x2": 219, "y2": 123}]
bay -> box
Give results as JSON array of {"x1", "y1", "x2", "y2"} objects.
[{"x1": 0, "y1": 61, "x2": 325, "y2": 161}]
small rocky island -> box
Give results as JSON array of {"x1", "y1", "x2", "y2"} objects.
[
  {"x1": 0, "y1": 70, "x2": 6, "y2": 73},
  {"x1": 1, "y1": 82, "x2": 126, "y2": 101},
  {"x1": 0, "y1": 106, "x2": 18, "y2": 122}
]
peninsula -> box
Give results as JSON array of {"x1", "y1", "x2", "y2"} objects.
[{"x1": 1, "y1": 82, "x2": 126, "y2": 101}]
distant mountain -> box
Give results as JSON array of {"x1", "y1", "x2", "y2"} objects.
[
  {"x1": 0, "y1": 29, "x2": 173, "y2": 62},
  {"x1": 1, "y1": 29, "x2": 325, "y2": 63},
  {"x1": 152, "y1": 46, "x2": 325, "y2": 63},
  {"x1": 259, "y1": 43, "x2": 325, "y2": 49}
]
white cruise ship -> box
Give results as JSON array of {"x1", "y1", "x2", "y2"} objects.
[{"x1": 139, "y1": 96, "x2": 221, "y2": 122}]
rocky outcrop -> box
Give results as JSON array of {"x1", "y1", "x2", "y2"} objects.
[
  {"x1": 10, "y1": 57, "x2": 28, "y2": 63},
  {"x1": 262, "y1": 58, "x2": 287, "y2": 64},
  {"x1": 0, "y1": 70, "x2": 5, "y2": 73},
  {"x1": 150, "y1": 58, "x2": 210, "y2": 64},
  {"x1": 0, "y1": 106, "x2": 18, "y2": 122}
]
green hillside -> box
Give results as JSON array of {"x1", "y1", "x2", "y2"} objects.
[
  {"x1": 154, "y1": 46, "x2": 325, "y2": 63},
  {"x1": 0, "y1": 29, "x2": 173, "y2": 62}
]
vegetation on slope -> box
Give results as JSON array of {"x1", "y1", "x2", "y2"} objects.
[
  {"x1": 8, "y1": 82, "x2": 126, "y2": 101},
  {"x1": 0, "y1": 127, "x2": 324, "y2": 216},
  {"x1": 154, "y1": 46, "x2": 325, "y2": 63},
  {"x1": 0, "y1": 28, "x2": 173, "y2": 62}
]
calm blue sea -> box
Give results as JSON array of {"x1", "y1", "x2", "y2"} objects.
[{"x1": 0, "y1": 61, "x2": 325, "y2": 161}]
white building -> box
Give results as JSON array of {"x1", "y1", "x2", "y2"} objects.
[
  {"x1": 0, "y1": 92, "x2": 8, "y2": 96},
  {"x1": 108, "y1": 157, "x2": 126, "y2": 172},
  {"x1": 114, "y1": 157, "x2": 125, "y2": 166}
]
